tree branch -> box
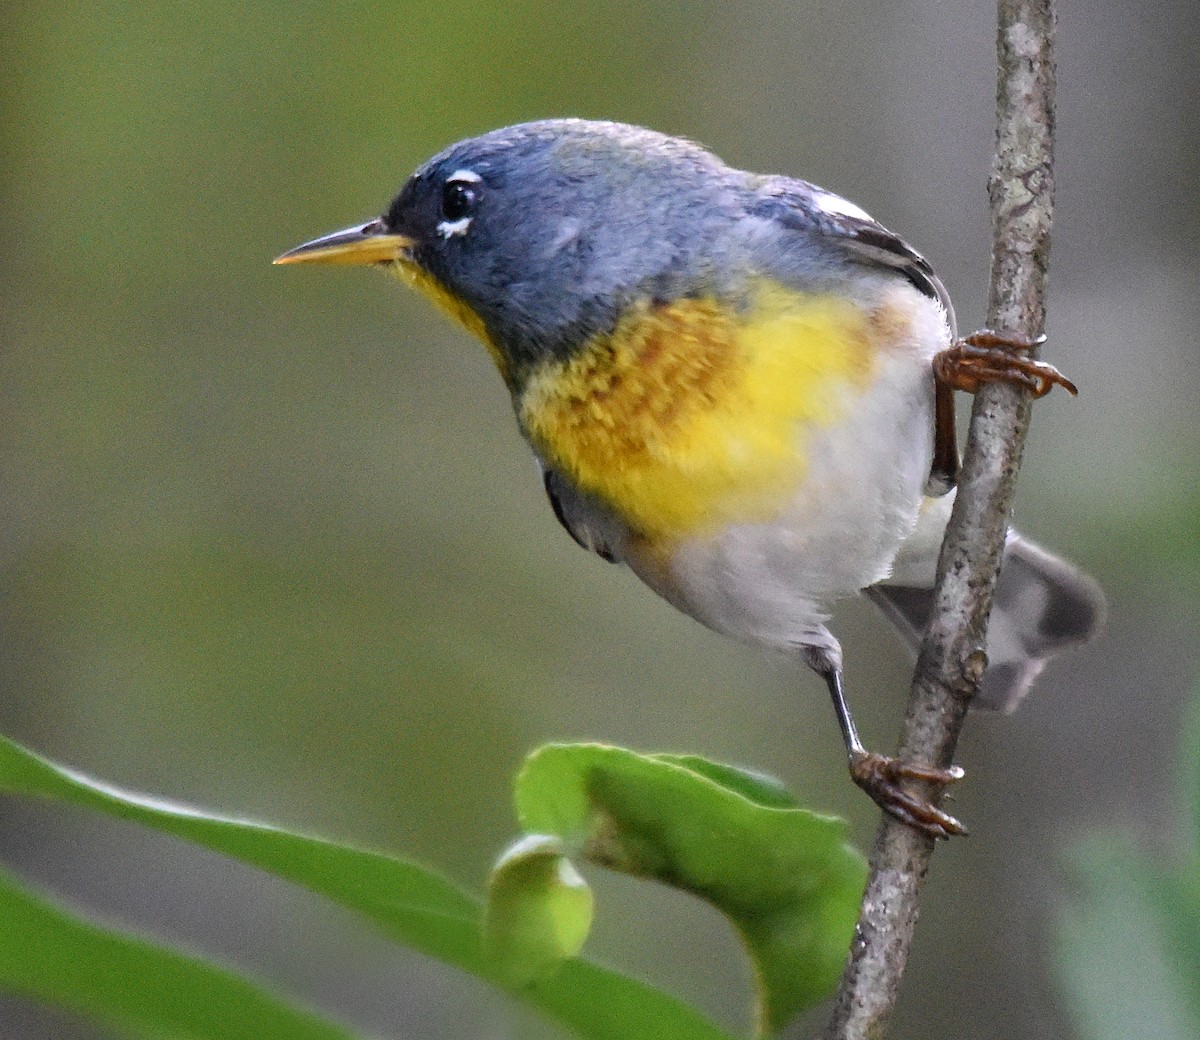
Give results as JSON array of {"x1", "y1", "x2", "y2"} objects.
[{"x1": 821, "y1": 1, "x2": 1058, "y2": 1036}]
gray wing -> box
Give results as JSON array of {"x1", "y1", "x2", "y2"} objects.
[
  {"x1": 540, "y1": 465, "x2": 626, "y2": 564},
  {"x1": 748, "y1": 177, "x2": 957, "y2": 339}
]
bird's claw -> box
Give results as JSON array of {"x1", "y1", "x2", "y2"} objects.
[
  {"x1": 849, "y1": 751, "x2": 967, "y2": 840},
  {"x1": 934, "y1": 329, "x2": 1077, "y2": 399}
]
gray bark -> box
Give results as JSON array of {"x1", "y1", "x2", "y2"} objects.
[{"x1": 821, "y1": 1, "x2": 1058, "y2": 1037}]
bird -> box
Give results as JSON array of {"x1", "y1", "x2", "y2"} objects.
[{"x1": 275, "y1": 119, "x2": 1104, "y2": 837}]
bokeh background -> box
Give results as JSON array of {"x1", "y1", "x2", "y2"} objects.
[{"x1": 2, "y1": 2, "x2": 1198, "y2": 1038}]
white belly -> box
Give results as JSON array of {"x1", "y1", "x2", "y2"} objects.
[{"x1": 629, "y1": 348, "x2": 937, "y2": 652}]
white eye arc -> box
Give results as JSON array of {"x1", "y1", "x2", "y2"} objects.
[
  {"x1": 437, "y1": 168, "x2": 482, "y2": 239},
  {"x1": 437, "y1": 215, "x2": 472, "y2": 239}
]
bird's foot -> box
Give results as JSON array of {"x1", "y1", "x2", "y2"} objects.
[
  {"x1": 849, "y1": 751, "x2": 967, "y2": 840},
  {"x1": 934, "y1": 329, "x2": 1077, "y2": 399}
]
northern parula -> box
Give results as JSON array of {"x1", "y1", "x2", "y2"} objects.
[{"x1": 276, "y1": 119, "x2": 1104, "y2": 836}]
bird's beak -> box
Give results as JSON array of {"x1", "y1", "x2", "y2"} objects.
[{"x1": 273, "y1": 219, "x2": 415, "y2": 266}]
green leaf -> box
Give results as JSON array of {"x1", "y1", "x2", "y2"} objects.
[
  {"x1": 485, "y1": 834, "x2": 594, "y2": 986},
  {"x1": 1056, "y1": 838, "x2": 1200, "y2": 1040},
  {"x1": 0, "y1": 864, "x2": 361, "y2": 1040},
  {"x1": 651, "y1": 755, "x2": 800, "y2": 810},
  {"x1": 0, "y1": 733, "x2": 734, "y2": 1040},
  {"x1": 514, "y1": 744, "x2": 867, "y2": 1035}
]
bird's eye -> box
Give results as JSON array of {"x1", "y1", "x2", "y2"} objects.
[{"x1": 441, "y1": 180, "x2": 479, "y2": 222}]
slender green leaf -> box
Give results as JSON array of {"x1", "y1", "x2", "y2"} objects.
[
  {"x1": 0, "y1": 865, "x2": 361, "y2": 1040},
  {"x1": 514, "y1": 744, "x2": 867, "y2": 1035},
  {"x1": 0, "y1": 733, "x2": 735, "y2": 1040}
]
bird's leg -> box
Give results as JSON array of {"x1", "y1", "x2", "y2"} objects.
[
  {"x1": 927, "y1": 374, "x2": 960, "y2": 494},
  {"x1": 934, "y1": 329, "x2": 1077, "y2": 399},
  {"x1": 809, "y1": 650, "x2": 967, "y2": 839}
]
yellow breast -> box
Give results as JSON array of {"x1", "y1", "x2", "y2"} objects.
[{"x1": 518, "y1": 281, "x2": 881, "y2": 539}]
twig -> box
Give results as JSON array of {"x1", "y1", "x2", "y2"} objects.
[{"x1": 820, "y1": 1, "x2": 1058, "y2": 1037}]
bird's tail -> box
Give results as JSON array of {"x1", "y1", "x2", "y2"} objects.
[{"x1": 867, "y1": 533, "x2": 1106, "y2": 712}]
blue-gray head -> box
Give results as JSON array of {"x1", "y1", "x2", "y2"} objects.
[{"x1": 276, "y1": 120, "x2": 745, "y2": 379}]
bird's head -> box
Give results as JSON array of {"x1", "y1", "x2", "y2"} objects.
[{"x1": 275, "y1": 119, "x2": 738, "y2": 387}]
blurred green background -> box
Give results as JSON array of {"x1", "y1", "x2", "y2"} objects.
[{"x1": 2, "y1": 1, "x2": 1198, "y2": 1038}]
